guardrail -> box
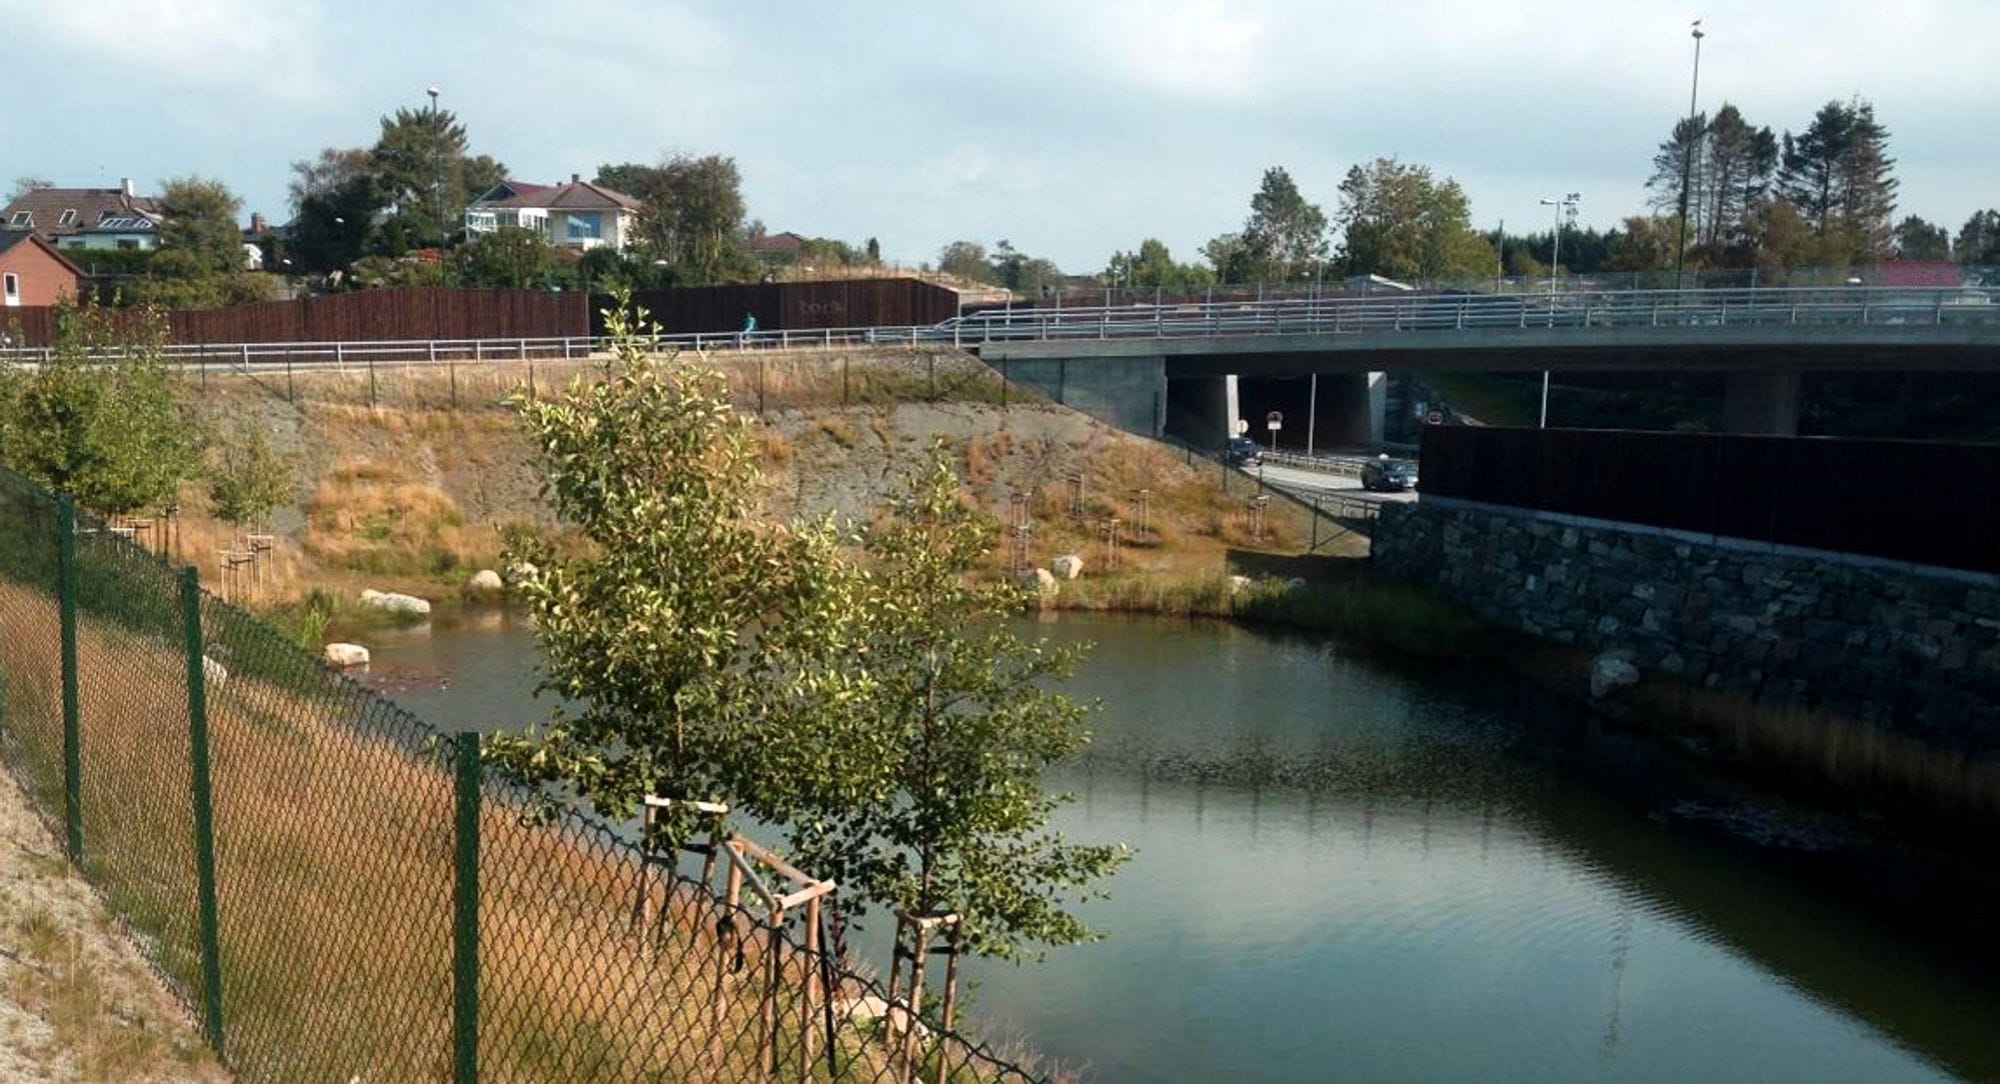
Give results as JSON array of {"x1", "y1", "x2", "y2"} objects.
[
  {"x1": 6, "y1": 285, "x2": 1993, "y2": 372},
  {"x1": 939, "y1": 285, "x2": 2000, "y2": 345}
]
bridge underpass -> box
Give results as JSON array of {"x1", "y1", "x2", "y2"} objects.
[{"x1": 976, "y1": 310, "x2": 2000, "y2": 450}]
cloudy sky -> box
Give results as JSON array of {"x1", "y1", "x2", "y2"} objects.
[{"x1": 3, "y1": 0, "x2": 1994, "y2": 269}]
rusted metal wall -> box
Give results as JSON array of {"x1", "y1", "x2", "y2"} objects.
[
  {"x1": 1418, "y1": 425, "x2": 1999, "y2": 574},
  {"x1": 3, "y1": 288, "x2": 590, "y2": 346}
]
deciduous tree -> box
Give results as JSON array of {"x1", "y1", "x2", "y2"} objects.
[
  {"x1": 1891, "y1": 215, "x2": 1951, "y2": 261},
  {"x1": 1335, "y1": 157, "x2": 1492, "y2": 282}
]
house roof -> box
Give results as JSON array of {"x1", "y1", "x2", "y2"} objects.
[
  {"x1": 1, "y1": 186, "x2": 161, "y2": 239},
  {"x1": 1873, "y1": 261, "x2": 1961, "y2": 288},
  {"x1": 470, "y1": 180, "x2": 555, "y2": 205},
  {"x1": 0, "y1": 231, "x2": 87, "y2": 278},
  {"x1": 482, "y1": 179, "x2": 642, "y2": 213},
  {"x1": 750, "y1": 231, "x2": 810, "y2": 255}
]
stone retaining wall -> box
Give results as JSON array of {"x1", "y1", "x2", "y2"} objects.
[{"x1": 1373, "y1": 498, "x2": 2000, "y2": 751}]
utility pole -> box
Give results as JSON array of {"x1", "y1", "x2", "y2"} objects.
[
  {"x1": 428, "y1": 85, "x2": 446, "y2": 250},
  {"x1": 1673, "y1": 20, "x2": 1705, "y2": 290},
  {"x1": 1537, "y1": 193, "x2": 1579, "y2": 428}
]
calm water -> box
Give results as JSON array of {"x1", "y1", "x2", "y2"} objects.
[{"x1": 364, "y1": 611, "x2": 2000, "y2": 1083}]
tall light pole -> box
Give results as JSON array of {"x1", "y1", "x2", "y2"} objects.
[
  {"x1": 1537, "y1": 193, "x2": 1579, "y2": 428},
  {"x1": 1673, "y1": 20, "x2": 1705, "y2": 290},
  {"x1": 427, "y1": 85, "x2": 445, "y2": 250}
]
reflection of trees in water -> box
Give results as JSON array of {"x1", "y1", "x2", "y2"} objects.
[{"x1": 1066, "y1": 729, "x2": 1517, "y2": 810}]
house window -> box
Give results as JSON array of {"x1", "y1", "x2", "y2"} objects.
[
  {"x1": 3, "y1": 273, "x2": 19, "y2": 305},
  {"x1": 565, "y1": 212, "x2": 602, "y2": 241},
  {"x1": 57, "y1": 209, "x2": 77, "y2": 227},
  {"x1": 8, "y1": 211, "x2": 29, "y2": 227},
  {"x1": 116, "y1": 239, "x2": 140, "y2": 251}
]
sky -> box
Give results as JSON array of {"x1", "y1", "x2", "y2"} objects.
[{"x1": 2, "y1": 0, "x2": 1995, "y2": 270}]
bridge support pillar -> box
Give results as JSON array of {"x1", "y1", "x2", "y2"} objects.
[
  {"x1": 1005, "y1": 355, "x2": 1167, "y2": 438},
  {"x1": 1723, "y1": 371, "x2": 1802, "y2": 436}
]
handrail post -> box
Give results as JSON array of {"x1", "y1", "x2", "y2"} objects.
[
  {"x1": 179, "y1": 567, "x2": 226, "y2": 1059},
  {"x1": 56, "y1": 494, "x2": 82, "y2": 863},
  {"x1": 452, "y1": 731, "x2": 482, "y2": 1084}
]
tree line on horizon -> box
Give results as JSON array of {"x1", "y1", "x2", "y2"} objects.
[{"x1": 16, "y1": 92, "x2": 2000, "y2": 312}]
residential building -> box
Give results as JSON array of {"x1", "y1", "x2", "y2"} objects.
[
  {"x1": 0, "y1": 231, "x2": 84, "y2": 306},
  {"x1": 463, "y1": 175, "x2": 641, "y2": 251},
  {"x1": 0, "y1": 180, "x2": 162, "y2": 252}
]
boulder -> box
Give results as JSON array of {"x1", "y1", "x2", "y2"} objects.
[
  {"x1": 359, "y1": 589, "x2": 432, "y2": 617},
  {"x1": 1283, "y1": 577, "x2": 1308, "y2": 594},
  {"x1": 468, "y1": 569, "x2": 505, "y2": 592},
  {"x1": 1590, "y1": 653, "x2": 1641, "y2": 699},
  {"x1": 1228, "y1": 575, "x2": 1255, "y2": 594},
  {"x1": 1051, "y1": 554, "x2": 1085, "y2": 580},
  {"x1": 323, "y1": 642, "x2": 371, "y2": 669},
  {"x1": 201, "y1": 655, "x2": 227, "y2": 689}
]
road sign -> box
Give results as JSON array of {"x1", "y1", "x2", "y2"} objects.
[
  {"x1": 1266, "y1": 411, "x2": 1283, "y2": 431},
  {"x1": 1234, "y1": 418, "x2": 1250, "y2": 435},
  {"x1": 1426, "y1": 411, "x2": 1444, "y2": 425}
]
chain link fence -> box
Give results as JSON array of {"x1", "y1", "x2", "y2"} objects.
[{"x1": 0, "y1": 464, "x2": 1053, "y2": 1083}]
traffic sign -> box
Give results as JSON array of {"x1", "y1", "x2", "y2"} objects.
[
  {"x1": 1266, "y1": 411, "x2": 1283, "y2": 431},
  {"x1": 1426, "y1": 411, "x2": 1444, "y2": 425}
]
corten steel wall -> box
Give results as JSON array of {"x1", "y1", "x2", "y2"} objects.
[
  {"x1": 3, "y1": 288, "x2": 589, "y2": 346},
  {"x1": 603, "y1": 278, "x2": 960, "y2": 335},
  {"x1": 1418, "y1": 426, "x2": 2000, "y2": 574}
]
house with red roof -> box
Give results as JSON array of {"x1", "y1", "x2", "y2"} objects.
[{"x1": 463, "y1": 175, "x2": 642, "y2": 251}]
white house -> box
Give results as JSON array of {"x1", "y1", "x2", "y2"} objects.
[{"x1": 464, "y1": 176, "x2": 642, "y2": 252}]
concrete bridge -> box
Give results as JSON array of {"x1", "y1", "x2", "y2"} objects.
[{"x1": 958, "y1": 286, "x2": 2000, "y2": 443}]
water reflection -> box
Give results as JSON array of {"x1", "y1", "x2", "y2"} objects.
[{"x1": 365, "y1": 610, "x2": 1998, "y2": 1083}]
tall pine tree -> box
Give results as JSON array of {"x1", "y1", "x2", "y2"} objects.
[{"x1": 1776, "y1": 99, "x2": 1897, "y2": 263}]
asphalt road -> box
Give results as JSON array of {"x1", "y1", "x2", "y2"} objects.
[{"x1": 1250, "y1": 461, "x2": 1419, "y2": 505}]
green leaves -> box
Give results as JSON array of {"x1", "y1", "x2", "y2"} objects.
[
  {"x1": 493, "y1": 304, "x2": 1125, "y2": 962},
  {"x1": 0, "y1": 299, "x2": 199, "y2": 516}
]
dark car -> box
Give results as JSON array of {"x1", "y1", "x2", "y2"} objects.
[
  {"x1": 1221, "y1": 436, "x2": 1264, "y2": 467},
  {"x1": 1359, "y1": 457, "x2": 1419, "y2": 492}
]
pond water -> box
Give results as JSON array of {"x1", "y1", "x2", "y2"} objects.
[{"x1": 363, "y1": 610, "x2": 2000, "y2": 1083}]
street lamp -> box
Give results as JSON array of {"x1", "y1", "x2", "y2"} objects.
[
  {"x1": 1674, "y1": 19, "x2": 1705, "y2": 290},
  {"x1": 427, "y1": 85, "x2": 445, "y2": 250},
  {"x1": 1536, "y1": 193, "x2": 1580, "y2": 428}
]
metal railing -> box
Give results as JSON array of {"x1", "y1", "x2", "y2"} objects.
[
  {"x1": 938, "y1": 285, "x2": 2000, "y2": 345},
  {"x1": 5, "y1": 284, "x2": 1995, "y2": 373}
]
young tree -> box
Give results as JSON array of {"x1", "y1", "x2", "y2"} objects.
[
  {"x1": 207, "y1": 421, "x2": 294, "y2": 526},
  {"x1": 1603, "y1": 215, "x2": 1682, "y2": 272},
  {"x1": 1335, "y1": 157, "x2": 1493, "y2": 282},
  {"x1": 1776, "y1": 99, "x2": 1898, "y2": 262},
  {"x1": 485, "y1": 301, "x2": 829, "y2": 827},
  {"x1": 747, "y1": 450, "x2": 1127, "y2": 960},
  {"x1": 0, "y1": 300, "x2": 200, "y2": 515}
]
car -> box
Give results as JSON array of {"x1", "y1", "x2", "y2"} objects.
[
  {"x1": 1359, "y1": 457, "x2": 1419, "y2": 492},
  {"x1": 1221, "y1": 436, "x2": 1264, "y2": 467}
]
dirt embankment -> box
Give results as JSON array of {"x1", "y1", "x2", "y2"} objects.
[{"x1": 185, "y1": 349, "x2": 1340, "y2": 609}]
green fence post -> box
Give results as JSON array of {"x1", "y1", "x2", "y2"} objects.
[
  {"x1": 178, "y1": 567, "x2": 226, "y2": 1058},
  {"x1": 56, "y1": 494, "x2": 82, "y2": 864},
  {"x1": 452, "y1": 731, "x2": 481, "y2": 1084}
]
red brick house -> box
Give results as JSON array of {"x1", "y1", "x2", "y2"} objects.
[{"x1": 0, "y1": 231, "x2": 83, "y2": 306}]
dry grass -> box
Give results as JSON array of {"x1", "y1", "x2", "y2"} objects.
[
  {"x1": 1626, "y1": 674, "x2": 2000, "y2": 826},
  {"x1": 302, "y1": 459, "x2": 488, "y2": 578},
  {"x1": 0, "y1": 583, "x2": 1024, "y2": 1083}
]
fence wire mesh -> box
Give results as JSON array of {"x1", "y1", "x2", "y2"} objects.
[{"x1": 0, "y1": 464, "x2": 1053, "y2": 1083}]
